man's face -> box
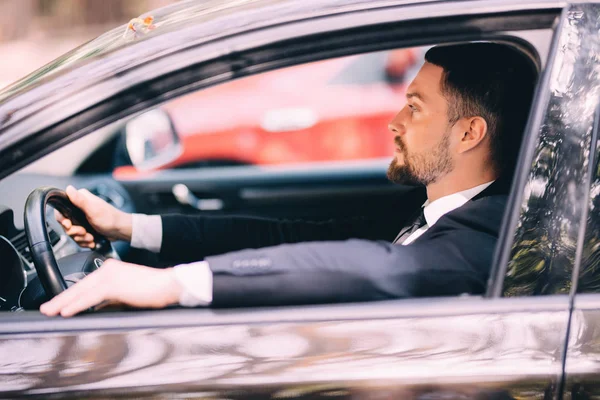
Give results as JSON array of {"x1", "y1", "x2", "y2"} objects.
[{"x1": 387, "y1": 62, "x2": 456, "y2": 186}]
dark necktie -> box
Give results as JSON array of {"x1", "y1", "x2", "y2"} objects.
[{"x1": 393, "y1": 209, "x2": 427, "y2": 244}]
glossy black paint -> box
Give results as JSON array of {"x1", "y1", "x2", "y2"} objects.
[
  {"x1": 498, "y1": 3, "x2": 600, "y2": 297},
  {"x1": 565, "y1": 4, "x2": 600, "y2": 396},
  {"x1": 564, "y1": 295, "x2": 600, "y2": 398},
  {"x1": 0, "y1": 297, "x2": 570, "y2": 399},
  {"x1": 577, "y1": 108, "x2": 600, "y2": 294}
]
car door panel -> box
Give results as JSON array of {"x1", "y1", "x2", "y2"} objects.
[
  {"x1": 0, "y1": 296, "x2": 569, "y2": 399},
  {"x1": 117, "y1": 162, "x2": 425, "y2": 223},
  {"x1": 487, "y1": 4, "x2": 600, "y2": 399},
  {"x1": 564, "y1": 295, "x2": 600, "y2": 399}
]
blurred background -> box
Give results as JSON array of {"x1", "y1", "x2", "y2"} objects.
[{"x1": 0, "y1": 0, "x2": 180, "y2": 89}]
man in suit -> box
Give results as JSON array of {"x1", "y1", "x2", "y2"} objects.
[{"x1": 41, "y1": 43, "x2": 537, "y2": 317}]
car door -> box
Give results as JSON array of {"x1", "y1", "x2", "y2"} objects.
[
  {"x1": 560, "y1": 5, "x2": 600, "y2": 395},
  {"x1": 0, "y1": 1, "x2": 586, "y2": 399}
]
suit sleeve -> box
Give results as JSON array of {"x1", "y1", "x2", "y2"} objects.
[
  {"x1": 205, "y1": 196, "x2": 506, "y2": 307},
  {"x1": 160, "y1": 213, "x2": 400, "y2": 263},
  {"x1": 159, "y1": 187, "x2": 426, "y2": 263}
]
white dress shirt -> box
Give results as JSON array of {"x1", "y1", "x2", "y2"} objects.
[
  {"x1": 401, "y1": 180, "x2": 494, "y2": 245},
  {"x1": 130, "y1": 180, "x2": 494, "y2": 307}
]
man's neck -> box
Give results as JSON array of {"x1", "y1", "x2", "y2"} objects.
[{"x1": 426, "y1": 171, "x2": 497, "y2": 203}]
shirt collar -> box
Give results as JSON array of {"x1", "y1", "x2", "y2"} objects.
[{"x1": 422, "y1": 180, "x2": 495, "y2": 227}]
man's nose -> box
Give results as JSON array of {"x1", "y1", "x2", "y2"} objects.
[{"x1": 388, "y1": 113, "x2": 405, "y2": 135}]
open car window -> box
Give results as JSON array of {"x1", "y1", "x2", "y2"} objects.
[
  {"x1": 0, "y1": 37, "x2": 545, "y2": 315},
  {"x1": 107, "y1": 47, "x2": 426, "y2": 178}
]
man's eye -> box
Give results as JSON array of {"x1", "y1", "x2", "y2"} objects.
[{"x1": 408, "y1": 104, "x2": 418, "y2": 113}]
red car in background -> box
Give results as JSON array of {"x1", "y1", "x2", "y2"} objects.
[{"x1": 114, "y1": 49, "x2": 419, "y2": 177}]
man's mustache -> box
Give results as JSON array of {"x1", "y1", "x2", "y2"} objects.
[{"x1": 394, "y1": 136, "x2": 405, "y2": 152}]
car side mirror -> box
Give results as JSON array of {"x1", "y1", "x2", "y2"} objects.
[{"x1": 124, "y1": 108, "x2": 182, "y2": 171}]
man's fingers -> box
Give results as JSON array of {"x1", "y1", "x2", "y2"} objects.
[
  {"x1": 40, "y1": 260, "x2": 180, "y2": 317},
  {"x1": 66, "y1": 186, "x2": 96, "y2": 214},
  {"x1": 60, "y1": 214, "x2": 96, "y2": 248},
  {"x1": 65, "y1": 185, "x2": 83, "y2": 208},
  {"x1": 39, "y1": 283, "x2": 86, "y2": 316},
  {"x1": 72, "y1": 233, "x2": 94, "y2": 243},
  {"x1": 60, "y1": 291, "x2": 107, "y2": 317},
  {"x1": 72, "y1": 238, "x2": 96, "y2": 249},
  {"x1": 67, "y1": 228, "x2": 96, "y2": 249},
  {"x1": 61, "y1": 218, "x2": 72, "y2": 229},
  {"x1": 54, "y1": 209, "x2": 66, "y2": 224},
  {"x1": 40, "y1": 268, "x2": 106, "y2": 316},
  {"x1": 66, "y1": 225, "x2": 87, "y2": 237},
  {"x1": 54, "y1": 209, "x2": 72, "y2": 230}
]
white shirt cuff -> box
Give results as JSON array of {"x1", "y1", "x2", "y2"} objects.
[
  {"x1": 130, "y1": 213, "x2": 162, "y2": 253},
  {"x1": 173, "y1": 261, "x2": 213, "y2": 307}
]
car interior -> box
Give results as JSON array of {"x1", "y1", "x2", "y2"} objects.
[{"x1": 0, "y1": 26, "x2": 551, "y2": 315}]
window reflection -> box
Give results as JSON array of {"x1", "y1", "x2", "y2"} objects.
[
  {"x1": 504, "y1": 8, "x2": 600, "y2": 296},
  {"x1": 577, "y1": 111, "x2": 600, "y2": 293}
]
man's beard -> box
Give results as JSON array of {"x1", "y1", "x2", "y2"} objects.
[{"x1": 387, "y1": 130, "x2": 454, "y2": 186}]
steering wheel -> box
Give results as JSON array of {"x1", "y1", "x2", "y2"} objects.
[{"x1": 23, "y1": 186, "x2": 117, "y2": 299}]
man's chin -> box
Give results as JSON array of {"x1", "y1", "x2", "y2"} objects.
[{"x1": 387, "y1": 162, "x2": 422, "y2": 186}]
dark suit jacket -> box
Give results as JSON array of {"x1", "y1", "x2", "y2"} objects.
[{"x1": 160, "y1": 181, "x2": 509, "y2": 307}]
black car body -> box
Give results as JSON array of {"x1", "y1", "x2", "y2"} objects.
[{"x1": 1, "y1": 0, "x2": 600, "y2": 398}]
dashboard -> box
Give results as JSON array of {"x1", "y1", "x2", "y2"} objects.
[
  {"x1": 0, "y1": 234, "x2": 26, "y2": 312},
  {"x1": 0, "y1": 173, "x2": 135, "y2": 311}
]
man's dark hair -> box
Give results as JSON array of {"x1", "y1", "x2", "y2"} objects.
[{"x1": 424, "y1": 43, "x2": 537, "y2": 177}]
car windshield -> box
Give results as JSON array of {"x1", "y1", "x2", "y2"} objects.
[{"x1": 0, "y1": 0, "x2": 438, "y2": 103}]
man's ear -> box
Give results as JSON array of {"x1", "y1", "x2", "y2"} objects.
[{"x1": 456, "y1": 116, "x2": 488, "y2": 154}]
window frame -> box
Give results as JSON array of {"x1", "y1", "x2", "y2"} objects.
[
  {"x1": 574, "y1": 103, "x2": 600, "y2": 295},
  {"x1": 487, "y1": 7, "x2": 567, "y2": 297},
  {"x1": 490, "y1": 4, "x2": 600, "y2": 299},
  {"x1": 1, "y1": 5, "x2": 561, "y2": 326}
]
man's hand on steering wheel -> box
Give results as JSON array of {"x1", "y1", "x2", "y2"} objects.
[
  {"x1": 39, "y1": 259, "x2": 183, "y2": 317},
  {"x1": 55, "y1": 185, "x2": 133, "y2": 248},
  {"x1": 27, "y1": 186, "x2": 184, "y2": 317}
]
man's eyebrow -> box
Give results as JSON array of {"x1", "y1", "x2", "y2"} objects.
[{"x1": 406, "y1": 92, "x2": 426, "y2": 102}]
